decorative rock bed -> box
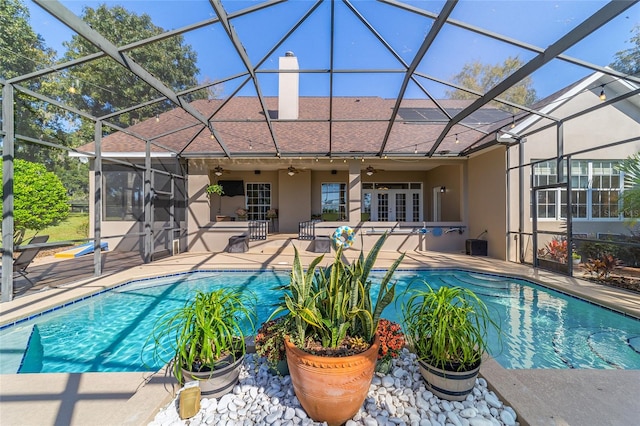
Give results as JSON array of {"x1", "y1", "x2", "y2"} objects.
[{"x1": 149, "y1": 349, "x2": 518, "y2": 426}]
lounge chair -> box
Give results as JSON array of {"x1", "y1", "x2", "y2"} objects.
[{"x1": 13, "y1": 235, "x2": 49, "y2": 283}]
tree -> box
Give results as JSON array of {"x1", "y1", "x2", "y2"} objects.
[
  {"x1": 0, "y1": 0, "x2": 55, "y2": 80},
  {"x1": 61, "y1": 4, "x2": 207, "y2": 126},
  {"x1": 610, "y1": 24, "x2": 640, "y2": 76},
  {"x1": 0, "y1": 159, "x2": 70, "y2": 244},
  {"x1": 446, "y1": 56, "x2": 537, "y2": 111}
]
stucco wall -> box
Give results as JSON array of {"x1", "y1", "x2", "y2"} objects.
[
  {"x1": 468, "y1": 147, "x2": 507, "y2": 260},
  {"x1": 278, "y1": 169, "x2": 311, "y2": 233},
  {"x1": 506, "y1": 88, "x2": 640, "y2": 263}
]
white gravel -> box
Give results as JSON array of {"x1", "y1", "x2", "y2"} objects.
[{"x1": 149, "y1": 349, "x2": 518, "y2": 426}]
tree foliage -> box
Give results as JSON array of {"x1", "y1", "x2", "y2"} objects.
[
  {"x1": 0, "y1": 0, "x2": 55, "y2": 79},
  {"x1": 610, "y1": 24, "x2": 640, "y2": 76},
  {"x1": 617, "y1": 153, "x2": 640, "y2": 222},
  {"x1": 0, "y1": 159, "x2": 70, "y2": 244},
  {"x1": 446, "y1": 56, "x2": 537, "y2": 111},
  {"x1": 61, "y1": 4, "x2": 207, "y2": 125}
]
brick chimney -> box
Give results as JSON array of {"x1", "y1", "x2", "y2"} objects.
[{"x1": 278, "y1": 51, "x2": 299, "y2": 120}]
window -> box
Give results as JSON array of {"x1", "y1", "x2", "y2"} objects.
[
  {"x1": 532, "y1": 159, "x2": 622, "y2": 220},
  {"x1": 246, "y1": 183, "x2": 271, "y2": 220},
  {"x1": 321, "y1": 183, "x2": 347, "y2": 220},
  {"x1": 104, "y1": 166, "x2": 143, "y2": 221}
]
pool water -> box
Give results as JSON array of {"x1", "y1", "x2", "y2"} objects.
[{"x1": 1, "y1": 269, "x2": 639, "y2": 373}]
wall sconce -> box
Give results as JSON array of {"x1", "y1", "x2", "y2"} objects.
[
  {"x1": 214, "y1": 166, "x2": 224, "y2": 176},
  {"x1": 440, "y1": 186, "x2": 446, "y2": 193}
]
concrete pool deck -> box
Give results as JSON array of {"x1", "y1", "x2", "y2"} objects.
[{"x1": 1, "y1": 249, "x2": 639, "y2": 425}]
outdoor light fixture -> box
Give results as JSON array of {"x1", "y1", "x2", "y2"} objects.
[
  {"x1": 510, "y1": 116, "x2": 515, "y2": 129},
  {"x1": 599, "y1": 85, "x2": 606, "y2": 101},
  {"x1": 155, "y1": 114, "x2": 160, "y2": 122},
  {"x1": 214, "y1": 166, "x2": 224, "y2": 176},
  {"x1": 455, "y1": 134, "x2": 459, "y2": 144},
  {"x1": 440, "y1": 186, "x2": 446, "y2": 193},
  {"x1": 414, "y1": 144, "x2": 418, "y2": 154},
  {"x1": 366, "y1": 166, "x2": 375, "y2": 176}
]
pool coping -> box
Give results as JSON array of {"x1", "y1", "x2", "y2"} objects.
[{"x1": 1, "y1": 250, "x2": 640, "y2": 426}]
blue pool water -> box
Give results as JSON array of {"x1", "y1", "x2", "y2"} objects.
[{"x1": 1, "y1": 269, "x2": 639, "y2": 373}]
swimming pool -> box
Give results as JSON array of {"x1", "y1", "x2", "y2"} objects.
[{"x1": 1, "y1": 269, "x2": 639, "y2": 373}]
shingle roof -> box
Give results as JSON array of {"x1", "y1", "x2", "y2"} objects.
[{"x1": 80, "y1": 97, "x2": 515, "y2": 157}]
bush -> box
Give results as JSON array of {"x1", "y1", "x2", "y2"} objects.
[{"x1": 0, "y1": 159, "x2": 70, "y2": 244}]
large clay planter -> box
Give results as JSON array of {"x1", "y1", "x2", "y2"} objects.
[
  {"x1": 180, "y1": 354, "x2": 244, "y2": 398},
  {"x1": 284, "y1": 335, "x2": 379, "y2": 426},
  {"x1": 417, "y1": 358, "x2": 480, "y2": 401}
]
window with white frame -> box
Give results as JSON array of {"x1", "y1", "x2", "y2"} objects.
[
  {"x1": 246, "y1": 183, "x2": 271, "y2": 220},
  {"x1": 533, "y1": 159, "x2": 622, "y2": 220}
]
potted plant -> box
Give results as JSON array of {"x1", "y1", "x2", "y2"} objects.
[
  {"x1": 272, "y1": 233, "x2": 404, "y2": 426},
  {"x1": 374, "y1": 318, "x2": 405, "y2": 374},
  {"x1": 537, "y1": 237, "x2": 569, "y2": 274},
  {"x1": 572, "y1": 251, "x2": 581, "y2": 265},
  {"x1": 206, "y1": 183, "x2": 224, "y2": 196},
  {"x1": 235, "y1": 207, "x2": 248, "y2": 220},
  {"x1": 254, "y1": 316, "x2": 291, "y2": 376},
  {"x1": 148, "y1": 289, "x2": 256, "y2": 398},
  {"x1": 401, "y1": 283, "x2": 499, "y2": 401}
]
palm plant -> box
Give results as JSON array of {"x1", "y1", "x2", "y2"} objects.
[
  {"x1": 617, "y1": 153, "x2": 640, "y2": 223},
  {"x1": 148, "y1": 288, "x2": 256, "y2": 384},
  {"x1": 402, "y1": 283, "x2": 499, "y2": 372}
]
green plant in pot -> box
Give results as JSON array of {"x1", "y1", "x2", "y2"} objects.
[
  {"x1": 271, "y1": 232, "x2": 404, "y2": 426},
  {"x1": 148, "y1": 288, "x2": 256, "y2": 398},
  {"x1": 401, "y1": 282, "x2": 500, "y2": 401},
  {"x1": 255, "y1": 315, "x2": 291, "y2": 376}
]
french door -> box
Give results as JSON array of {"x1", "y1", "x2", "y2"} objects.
[{"x1": 363, "y1": 183, "x2": 422, "y2": 221}]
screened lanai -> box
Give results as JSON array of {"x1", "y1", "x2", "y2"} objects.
[{"x1": 2, "y1": 0, "x2": 639, "y2": 301}]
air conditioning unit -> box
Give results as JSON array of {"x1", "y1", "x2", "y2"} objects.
[{"x1": 172, "y1": 239, "x2": 180, "y2": 256}]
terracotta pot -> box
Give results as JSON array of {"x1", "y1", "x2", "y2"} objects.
[
  {"x1": 417, "y1": 358, "x2": 480, "y2": 401},
  {"x1": 284, "y1": 335, "x2": 379, "y2": 426}
]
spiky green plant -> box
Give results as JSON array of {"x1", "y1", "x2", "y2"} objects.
[
  {"x1": 402, "y1": 283, "x2": 499, "y2": 372},
  {"x1": 147, "y1": 289, "x2": 256, "y2": 383},
  {"x1": 272, "y1": 232, "x2": 404, "y2": 349}
]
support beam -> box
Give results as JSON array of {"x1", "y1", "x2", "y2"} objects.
[
  {"x1": 208, "y1": 0, "x2": 281, "y2": 156},
  {"x1": 2, "y1": 84, "x2": 15, "y2": 302},
  {"x1": 377, "y1": 0, "x2": 457, "y2": 156},
  {"x1": 428, "y1": 0, "x2": 635, "y2": 157},
  {"x1": 33, "y1": 0, "x2": 232, "y2": 157},
  {"x1": 93, "y1": 121, "x2": 103, "y2": 276},
  {"x1": 144, "y1": 140, "x2": 153, "y2": 263}
]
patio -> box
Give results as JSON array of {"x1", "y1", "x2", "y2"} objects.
[
  {"x1": 1, "y1": 248, "x2": 639, "y2": 425},
  {"x1": 2, "y1": 1, "x2": 640, "y2": 425}
]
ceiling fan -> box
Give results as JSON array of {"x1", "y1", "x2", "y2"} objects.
[
  {"x1": 213, "y1": 166, "x2": 230, "y2": 176},
  {"x1": 287, "y1": 166, "x2": 306, "y2": 176},
  {"x1": 365, "y1": 166, "x2": 384, "y2": 176}
]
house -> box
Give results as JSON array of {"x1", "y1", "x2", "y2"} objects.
[
  {"x1": 76, "y1": 60, "x2": 639, "y2": 260},
  {"x1": 498, "y1": 71, "x2": 640, "y2": 264}
]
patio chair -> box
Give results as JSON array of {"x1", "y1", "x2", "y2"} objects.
[{"x1": 13, "y1": 235, "x2": 49, "y2": 283}]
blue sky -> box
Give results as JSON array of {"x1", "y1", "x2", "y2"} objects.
[{"x1": 25, "y1": 0, "x2": 640, "y2": 101}]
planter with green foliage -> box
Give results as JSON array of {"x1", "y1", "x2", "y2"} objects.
[
  {"x1": 272, "y1": 233, "x2": 404, "y2": 426},
  {"x1": 401, "y1": 283, "x2": 499, "y2": 401},
  {"x1": 148, "y1": 289, "x2": 256, "y2": 397}
]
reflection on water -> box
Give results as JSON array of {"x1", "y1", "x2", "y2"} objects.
[{"x1": 1, "y1": 269, "x2": 639, "y2": 373}]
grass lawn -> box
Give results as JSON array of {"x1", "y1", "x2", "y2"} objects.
[{"x1": 19, "y1": 213, "x2": 89, "y2": 246}]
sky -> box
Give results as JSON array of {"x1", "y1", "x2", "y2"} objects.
[{"x1": 22, "y1": 0, "x2": 640, "y2": 102}]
